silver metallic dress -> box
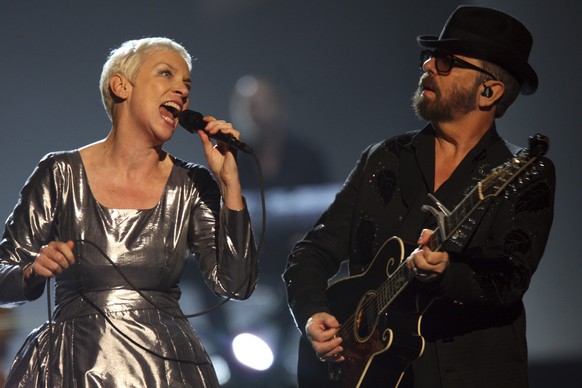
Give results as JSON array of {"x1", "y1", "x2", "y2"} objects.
[{"x1": 0, "y1": 151, "x2": 258, "y2": 387}]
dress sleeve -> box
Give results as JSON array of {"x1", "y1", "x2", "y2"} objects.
[
  {"x1": 188, "y1": 167, "x2": 258, "y2": 300},
  {"x1": 0, "y1": 154, "x2": 62, "y2": 305},
  {"x1": 432, "y1": 156, "x2": 556, "y2": 307}
]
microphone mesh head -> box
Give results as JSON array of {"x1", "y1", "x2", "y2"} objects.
[{"x1": 179, "y1": 110, "x2": 206, "y2": 133}]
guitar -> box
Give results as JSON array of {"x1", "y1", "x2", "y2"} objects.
[{"x1": 296, "y1": 133, "x2": 549, "y2": 388}]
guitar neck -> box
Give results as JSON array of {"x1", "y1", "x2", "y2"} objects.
[
  {"x1": 426, "y1": 183, "x2": 482, "y2": 252},
  {"x1": 376, "y1": 261, "x2": 416, "y2": 313},
  {"x1": 427, "y1": 145, "x2": 542, "y2": 253}
]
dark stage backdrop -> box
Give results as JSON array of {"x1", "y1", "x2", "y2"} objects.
[{"x1": 0, "y1": 1, "x2": 579, "y2": 386}]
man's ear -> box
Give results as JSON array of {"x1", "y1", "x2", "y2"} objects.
[
  {"x1": 479, "y1": 80, "x2": 505, "y2": 103},
  {"x1": 110, "y1": 74, "x2": 130, "y2": 99}
]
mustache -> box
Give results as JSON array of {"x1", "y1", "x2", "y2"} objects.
[{"x1": 419, "y1": 74, "x2": 438, "y2": 93}]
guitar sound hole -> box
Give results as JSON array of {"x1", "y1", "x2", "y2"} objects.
[{"x1": 355, "y1": 292, "x2": 379, "y2": 342}]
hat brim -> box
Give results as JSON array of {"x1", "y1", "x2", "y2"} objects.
[{"x1": 418, "y1": 35, "x2": 538, "y2": 95}]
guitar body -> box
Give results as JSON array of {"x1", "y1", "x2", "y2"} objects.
[{"x1": 297, "y1": 237, "x2": 433, "y2": 387}]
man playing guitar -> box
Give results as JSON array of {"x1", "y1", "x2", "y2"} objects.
[{"x1": 283, "y1": 6, "x2": 555, "y2": 388}]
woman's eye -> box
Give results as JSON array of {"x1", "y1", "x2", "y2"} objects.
[{"x1": 160, "y1": 70, "x2": 172, "y2": 77}]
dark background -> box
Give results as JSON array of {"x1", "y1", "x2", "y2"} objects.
[{"x1": 0, "y1": 1, "x2": 579, "y2": 386}]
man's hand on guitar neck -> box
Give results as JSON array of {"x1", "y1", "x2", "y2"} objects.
[
  {"x1": 406, "y1": 229, "x2": 450, "y2": 282},
  {"x1": 305, "y1": 312, "x2": 345, "y2": 363}
]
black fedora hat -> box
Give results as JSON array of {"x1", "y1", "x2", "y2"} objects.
[{"x1": 417, "y1": 5, "x2": 538, "y2": 95}]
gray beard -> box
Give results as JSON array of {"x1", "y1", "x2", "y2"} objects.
[{"x1": 412, "y1": 82, "x2": 479, "y2": 123}]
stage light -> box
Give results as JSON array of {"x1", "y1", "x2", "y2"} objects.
[
  {"x1": 210, "y1": 354, "x2": 231, "y2": 385},
  {"x1": 231, "y1": 333, "x2": 274, "y2": 371}
]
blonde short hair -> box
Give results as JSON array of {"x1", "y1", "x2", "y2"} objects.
[{"x1": 99, "y1": 37, "x2": 192, "y2": 120}]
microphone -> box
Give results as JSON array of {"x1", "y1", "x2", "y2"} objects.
[{"x1": 179, "y1": 110, "x2": 253, "y2": 154}]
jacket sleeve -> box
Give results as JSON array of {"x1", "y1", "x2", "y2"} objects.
[{"x1": 282, "y1": 145, "x2": 376, "y2": 335}]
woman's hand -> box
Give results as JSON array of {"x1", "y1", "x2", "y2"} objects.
[
  {"x1": 25, "y1": 240, "x2": 75, "y2": 282},
  {"x1": 197, "y1": 116, "x2": 244, "y2": 210}
]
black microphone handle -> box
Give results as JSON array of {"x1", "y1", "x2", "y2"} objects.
[{"x1": 179, "y1": 110, "x2": 252, "y2": 154}]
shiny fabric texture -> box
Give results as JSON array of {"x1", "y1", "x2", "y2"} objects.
[{"x1": 0, "y1": 151, "x2": 258, "y2": 387}]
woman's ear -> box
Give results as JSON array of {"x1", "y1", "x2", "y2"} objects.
[{"x1": 110, "y1": 74, "x2": 130, "y2": 99}]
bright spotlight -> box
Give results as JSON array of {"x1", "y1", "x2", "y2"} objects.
[{"x1": 232, "y1": 333, "x2": 274, "y2": 371}]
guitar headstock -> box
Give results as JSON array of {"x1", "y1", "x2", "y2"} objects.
[
  {"x1": 529, "y1": 133, "x2": 550, "y2": 158},
  {"x1": 478, "y1": 133, "x2": 549, "y2": 200}
]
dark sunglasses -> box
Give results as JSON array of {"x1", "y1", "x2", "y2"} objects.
[{"x1": 420, "y1": 50, "x2": 497, "y2": 80}]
